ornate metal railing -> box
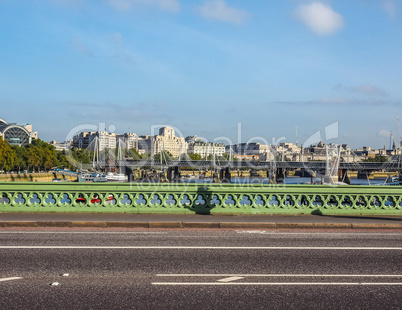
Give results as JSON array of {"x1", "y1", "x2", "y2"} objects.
[{"x1": 0, "y1": 182, "x2": 401, "y2": 215}]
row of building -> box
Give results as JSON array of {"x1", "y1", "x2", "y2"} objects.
[
  {"x1": 1, "y1": 116, "x2": 398, "y2": 162},
  {"x1": 69, "y1": 126, "x2": 399, "y2": 162},
  {"x1": 71, "y1": 127, "x2": 226, "y2": 159}
]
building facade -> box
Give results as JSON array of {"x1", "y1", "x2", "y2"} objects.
[
  {"x1": 188, "y1": 142, "x2": 225, "y2": 158},
  {"x1": 116, "y1": 133, "x2": 138, "y2": 150},
  {"x1": 72, "y1": 131, "x2": 123, "y2": 151},
  {"x1": 138, "y1": 127, "x2": 187, "y2": 158},
  {"x1": 0, "y1": 118, "x2": 37, "y2": 146}
]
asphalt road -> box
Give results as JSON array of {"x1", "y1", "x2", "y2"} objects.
[{"x1": 1, "y1": 229, "x2": 402, "y2": 309}]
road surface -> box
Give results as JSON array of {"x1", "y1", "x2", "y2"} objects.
[{"x1": 1, "y1": 229, "x2": 401, "y2": 309}]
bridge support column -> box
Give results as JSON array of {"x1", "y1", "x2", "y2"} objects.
[
  {"x1": 219, "y1": 167, "x2": 231, "y2": 183},
  {"x1": 167, "y1": 167, "x2": 173, "y2": 182},
  {"x1": 338, "y1": 169, "x2": 350, "y2": 184},
  {"x1": 125, "y1": 167, "x2": 134, "y2": 182},
  {"x1": 267, "y1": 169, "x2": 275, "y2": 184},
  {"x1": 276, "y1": 168, "x2": 285, "y2": 184},
  {"x1": 357, "y1": 171, "x2": 371, "y2": 180},
  {"x1": 173, "y1": 166, "x2": 181, "y2": 181}
]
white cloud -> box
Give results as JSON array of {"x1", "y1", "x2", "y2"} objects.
[
  {"x1": 381, "y1": 0, "x2": 397, "y2": 19},
  {"x1": 295, "y1": 2, "x2": 344, "y2": 35},
  {"x1": 197, "y1": 0, "x2": 250, "y2": 25},
  {"x1": 69, "y1": 36, "x2": 92, "y2": 56},
  {"x1": 334, "y1": 83, "x2": 387, "y2": 96},
  {"x1": 350, "y1": 84, "x2": 387, "y2": 96},
  {"x1": 107, "y1": 0, "x2": 180, "y2": 12},
  {"x1": 277, "y1": 97, "x2": 391, "y2": 106},
  {"x1": 109, "y1": 32, "x2": 132, "y2": 64},
  {"x1": 378, "y1": 129, "x2": 391, "y2": 138}
]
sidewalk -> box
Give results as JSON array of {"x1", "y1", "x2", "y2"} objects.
[{"x1": 0, "y1": 213, "x2": 402, "y2": 229}]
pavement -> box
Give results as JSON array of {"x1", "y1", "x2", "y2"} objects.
[{"x1": 0, "y1": 213, "x2": 402, "y2": 229}]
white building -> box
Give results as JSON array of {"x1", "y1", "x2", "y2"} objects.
[
  {"x1": 72, "y1": 131, "x2": 131, "y2": 151},
  {"x1": 138, "y1": 127, "x2": 188, "y2": 158},
  {"x1": 188, "y1": 142, "x2": 225, "y2": 158},
  {"x1": 116, "y1": 133, "x2": 138, "y2": 150}
]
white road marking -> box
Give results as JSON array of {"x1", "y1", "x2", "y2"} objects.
[
  {"x1": 0, "y1": 231, "x2": 400, "y2": 236},
  {"x1": 217, "y1": 276, "x2": 244, "y2": 282},
  {"x1": 0, "y1": 246, "x2": 401, "y2": 250},
  {"x1": 0, "y1": 277, "x2": 22, "y2": 282},
  {"x1": 236, "y1": 231, "x2": 402, "y2": 236},
  {"x1": 0, "y1": 232, "x2": 167, "y2": 234},
  {"x1": 238, "y1": 231, "x2": 268, "y2": 234},
  {"x1": 155, "y1": 274, "x2": 402, "y2": 286},
  {"x1": 152, "y1": 282, "x2": 402, "y2": 286},
  {"x1": 157, "y1": 274, "x2": 402, "y2": 277}
]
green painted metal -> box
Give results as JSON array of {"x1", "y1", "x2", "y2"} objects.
[{"x1": 0, "y1": 182, "x2": 401, "y2": 215}]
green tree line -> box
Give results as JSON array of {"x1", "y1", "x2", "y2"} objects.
[{"x1": 0, "y1": 138, "x2": 76, "y2": 173}]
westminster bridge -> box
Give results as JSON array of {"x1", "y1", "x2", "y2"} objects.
[{"x1": 5, "y1": 161, "x2": 402, "y2": 216}]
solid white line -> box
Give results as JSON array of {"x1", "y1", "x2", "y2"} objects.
[
  {"x1": 218, "y1": 276, "x2": 244, "y2": 282},
  {"x1": 0, "y1": 277, "x2": 23, "y2": 282},
  {"x1": 0, "y1": 232, "x2": 166, "y2": 234},
  {"x1": 152, "y1": 282, "x2": 402, "y2": 286},
  {"x1": 156, "y1": 274, "x2": 402, "y2": 277},
  {"x1": 236, "y1": 232, "x2": 402, "y2": 236},
  {"x1": 0, "y1": 246, "x2": 401, "y2": 250}
]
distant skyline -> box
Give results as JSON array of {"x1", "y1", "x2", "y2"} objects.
[{"x1": 1, "y1": 0, "x2": 401, "y2": 148}]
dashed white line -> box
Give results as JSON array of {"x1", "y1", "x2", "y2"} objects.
[
  {"x1": 0, "y1": 277, "x2": 23, "y2": 282},
  {"x1": 217, "y1": 276, "x2": 244, "y2": 282}
]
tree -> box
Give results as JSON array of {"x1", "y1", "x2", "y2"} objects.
[
  {"x1": 128, "y1": 148, "x2": 141, "y2": 160},
  {"x1": 154, "y1": 150, "x2": 173, "y2": 162},
  {"x1": 56, "y1": 150, "x2": 72, "y2": 170},
  {"x1": 11, "y1": 145, "x2": 27, "y2": 172},
  {"x1": 221, "y1": 153, "x2": 231, "y2": 160},
  {"x1": 42, "y1": 148, "x2": 57, "y2": 171},
  {"x1": 26, "y1": 146, "x2": 42, "y2": 172},
  {"x1": 72, "y1": 149, "x2": 91, "y2": 165},
  {"x1": 362, "y1": 156, "x2": 388, "y2": 163},
  {"x1": 0, "y1": 138, "x2": 16, "y2": 172},
  {"x1": 188, "y1": 153, "x2": 201, "y2": 161}
]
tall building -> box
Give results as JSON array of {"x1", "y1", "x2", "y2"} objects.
[
  {"x1": 116, "y1": 133, "x2": 138, "y2": 150},
  {"x1": 138, "y1": 126, "x2": 187, "y2": 158}
]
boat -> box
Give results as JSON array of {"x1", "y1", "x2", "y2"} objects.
[
  {"x1": 77, "y1": 173, "x2": 108, "y2": 183},
  {"x1": 105, "y1": 172, "x2": 127, "y2": 182}
]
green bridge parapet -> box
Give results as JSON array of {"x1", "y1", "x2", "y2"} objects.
[{"x1": 0, "y1": 182, "x2": 401, "y2": 215}]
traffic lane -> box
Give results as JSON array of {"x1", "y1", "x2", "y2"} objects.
[
  {"x1": 1, "y1": 275, "x2": 402, "y2": 309},
  {"x1": 1, "y1": 242, "x2": 402, "y2": 309},
  {"x1": 0, "y1": 229, "x2": 402, "y2": 247},
  {"x1": 1, "y1": 248, "x2": 401, "y2": 277}
]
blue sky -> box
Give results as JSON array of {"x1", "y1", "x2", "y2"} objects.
[{"x1": 0, "y1": 0, "x2": 401, "y2": 148}]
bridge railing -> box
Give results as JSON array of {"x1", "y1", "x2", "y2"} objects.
[{"x1": 0, "y1": 182, "x2": 401, "y2": 215}]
